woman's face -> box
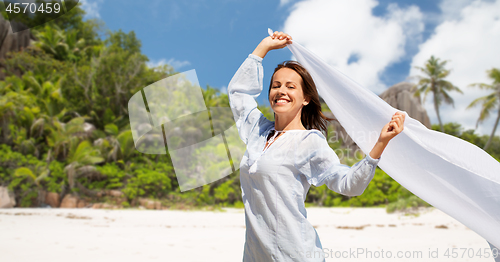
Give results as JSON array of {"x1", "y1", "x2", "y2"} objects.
[{"x1": 269, "y1": 68, "x2": 309, "y2": 117}]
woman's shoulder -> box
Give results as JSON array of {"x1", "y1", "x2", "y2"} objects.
[
  {"x1": 296, "y1": 129, "x2": 327, "y2": 142},
  {"x1": 282, "y1": 127, "x2": 329, "y2": 148},
  {"x1": 293, "y1": 129, "x2": 332, "y2": 164},
  {"x1": 247, "y1": 115, "x2": 273, "y2": 138}
]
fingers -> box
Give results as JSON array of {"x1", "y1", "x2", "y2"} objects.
[
  {"x1": 267, "y1": 31, "x2": 292, "y2": 50},
  {"x1": 380, "y1": 112, "x2": 405, "y2": 143},
  {"x1": 272, "y1": 31, "x2": 289, "y2": 40},
  {"x1": 391, "y1": 112, "x2": 405, "y2": 131},
  {"x1": 391, "y1": 113, "x2": 404, "y2": 121},
  {"x1": 387, "y1": 112, "x2": 404, "y2": 133},
  {"x1": 389, "y1": 120, "x2": 399, "y2": 132},
  {"x1": 393, "y1": 112, "x2": 406, "y2": 123},
  {"x1": 271, "y1": 31, "x2": 292, "y2": 41}
]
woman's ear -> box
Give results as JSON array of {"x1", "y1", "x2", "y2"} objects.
[{"x1": 303, "y1": 97, "x2": 310, "y2": 106}]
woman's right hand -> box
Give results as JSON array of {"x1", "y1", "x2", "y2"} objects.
[
  {"x1": 252, "y1": 31, "x2": 292, "y2": 59},
  {"x1": 267, "y1": 31, "x2": 293, "y2": 50}
]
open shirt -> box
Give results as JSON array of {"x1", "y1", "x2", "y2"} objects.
[{"x1": 228, "y1": 54, "x2": 380, "y2": 262}]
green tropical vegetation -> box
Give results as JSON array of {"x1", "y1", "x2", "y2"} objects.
[
  {"x1": 412, "y1": 55, "x2": 463, "y2": 132},
  {"x1": 0, "y1": 3, "x2": 498, "y2": 214},
  {"x1": 467, "y1": 68, "x2": 500, "y2": 150},
  {"x1": 430, "y1": 122, "x2": 500, "y2": 160}
]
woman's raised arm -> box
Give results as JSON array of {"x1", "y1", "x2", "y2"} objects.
[
  {"x1": 369, "y1": 111, "x2": 406, "y2": 159},
  {"x1": 227, "y1": 33, "x2": 293, "y2": 145},
  {"x1": 227, "y1": 54, "x2": 265, "y2": 145},
  {"x1": 251, "y1": 31, "x2": 292, "y2": 59}
]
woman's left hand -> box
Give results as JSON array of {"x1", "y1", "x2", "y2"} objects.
[
  {"x1": 369, "y1": 112, "x2": 405, "y2": 159},
  {"x1": 378, "y1": 112, "x2": 405, "y2": 144}
]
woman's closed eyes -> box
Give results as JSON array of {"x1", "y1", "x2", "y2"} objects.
[{"x1": 272, "y1": 85, "x2": 295, "y2": 89}]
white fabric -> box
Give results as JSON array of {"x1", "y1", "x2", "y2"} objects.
[
  {"x1": 283, "y1": 35, "x2": 500, "y2": 249},
  {"x1": 228, "y1": 54, "x2": 380, "y2": 261}
]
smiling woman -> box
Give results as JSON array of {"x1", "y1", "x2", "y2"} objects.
[
  {"x1": 227, "y1": 31, "x2": 405, "y2": 262},
  {"x1": 268, "y1": 61, "x2": 334, "y2": 134},
  {"x1": 269, "y1": 65, "x2": 310, "y2": 131}
]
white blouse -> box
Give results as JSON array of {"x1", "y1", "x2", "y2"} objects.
[{"x1": 228, "y1": 53, "x2": 380, "y2": 262}]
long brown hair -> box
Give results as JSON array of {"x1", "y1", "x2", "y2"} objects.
[{"x1": 268, "y1": 60, "x2": 336, "y2": 137}]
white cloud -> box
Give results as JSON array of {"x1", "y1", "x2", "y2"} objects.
[
  {"x1": 80, "y1": 0, "x2": 102, "y2": 19},
  {"x1": 282, "y1": 0, "x2": 424, "y2": 93},
  {"x1": 386, "y1": 3, "x2": 424, "y2": 49},
  {"x1": 220, "y1": 86, "x2": 227, "y2": 94},
  {"x1": 147, "y1": 58, "x2": 191, "y2": 70},
  {"x1": 439, "y1": 0, "x2": 475, "y2": 22},
  {"x1": 409, "y1": 0, "x2": 500, "y2": 135}
]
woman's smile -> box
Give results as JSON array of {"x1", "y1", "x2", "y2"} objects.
[{"x1": 274, "y1": 98, "x2": 290, "y2": 105}]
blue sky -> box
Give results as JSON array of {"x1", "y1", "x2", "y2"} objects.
[{"x1": 80, "y1": 0, "x2": 500, "y2": 136}]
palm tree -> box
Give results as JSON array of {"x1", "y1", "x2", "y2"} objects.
[
  {"x1": 0, "y1": 75, "x2": 37, "y2": 146},
  {"x1": 467, "y1": 68, "x2": 500, "y2": 150},
  {"x1": 202, "y1": 85, "x2": 223, "y2": 137},
  {"x1": 33, "y1": 25, "x2": 66, "y2": 60},
  {"x1": 44, "y1": 117, "x2": 89, "y2": 161},
  {"x1": 64, "y1": 140, "x2": 104, "y2": 195},
  {"x1": 412, "y1": 56, "x2": 463, "y2": 132},
  {"x1": 14, "y1": 166, "x2": 50, "y2": 206},
  {"x1": 33, "y1": 25, "x2": 86, "y2": 62},
  {"x1": 62, "y1": 29, "x2": 87, "y2": 62},
  {"x1": 93, "y1": 123, "x2": 135, "y2": 163},
  {"x1": 202, "y1": 85, "x2": 223, "y2": 108}
]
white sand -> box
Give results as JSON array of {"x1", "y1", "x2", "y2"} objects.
[{"x1": 0, "y1": 207, "x2": 495, "y2": 262}]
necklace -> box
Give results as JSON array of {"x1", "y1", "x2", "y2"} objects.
[{"x1": 263, "y1": 128, "x2": 286, "y2": 152}]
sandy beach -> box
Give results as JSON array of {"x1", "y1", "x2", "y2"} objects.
[{"x1": 0, "y1": 207, "x2": 495, "y2": 262}]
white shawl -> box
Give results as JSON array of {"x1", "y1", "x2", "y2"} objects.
[{"x1": 273, "y1": 29, "x2": 500, "y2": 250}]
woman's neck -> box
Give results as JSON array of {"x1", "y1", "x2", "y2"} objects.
[{"x1": 274, "y1": 111, "x2": 306, "y2": 131}]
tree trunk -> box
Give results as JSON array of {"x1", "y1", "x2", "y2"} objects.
[
  {"x1": 434, "y1": 94, "x2": 444, "y2": 132},
  {"x1": 431, "y1": 80, "x2": 444, "y2": 132},
  {"x1": 484, "y1": 107, "x2": 500, "y2": 150}
]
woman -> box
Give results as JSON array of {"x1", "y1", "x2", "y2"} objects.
[{"x1": 228, "y1": 31, "x2": 405, "y2": 262}]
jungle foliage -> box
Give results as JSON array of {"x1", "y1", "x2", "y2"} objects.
[{"x1": 0, "y1": 3, "x2": 497, "y2": 212}]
